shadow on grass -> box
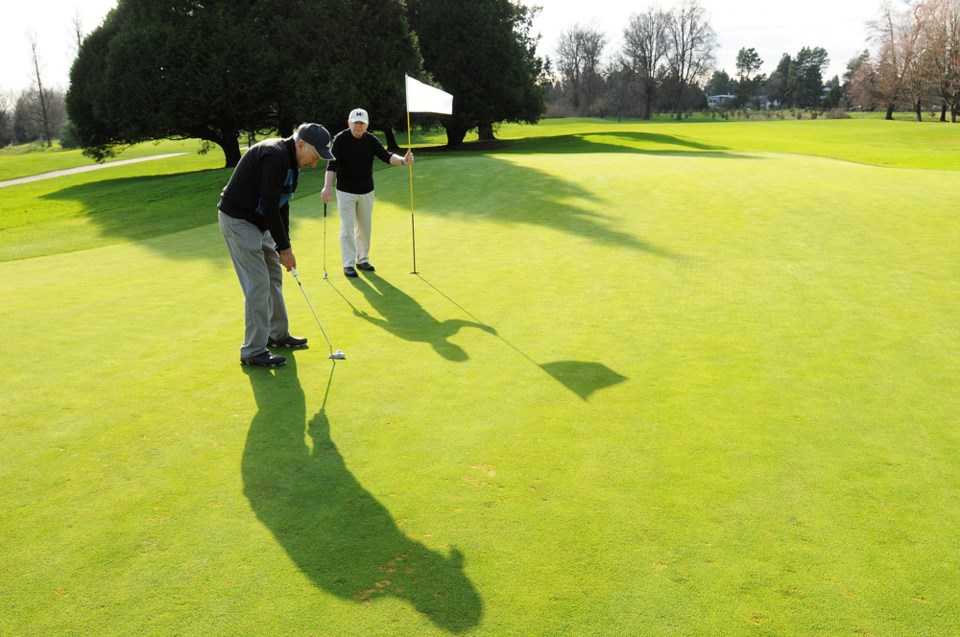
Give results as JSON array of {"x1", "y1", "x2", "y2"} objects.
[
  {"x1": 39, "y1": 136, "x2": 697, "y2": 260},
  {"x1": 538, "y1": 361, "x2": 628, "y2": 400},
  {"x1": 27, "y1": 130, "x2": 755, "y2": 262},
  {"x1": 389, "y1": 154, "x2": 680, "y2": 258},
  {"x1": 39, "y1": 169, "x2": 228, "y2": 250},
  {"x1": 342, "y1": 272, "x2": 497, "y2": 361},
  {"x1": 416, "y1": 276, "x2": 628, "y2": 400},
  {"x1": 241, "y1": 356, "x2": 482, "y2": 632},
  {"x1": 495, "y1": 131, "x2": 739, "y2": 157}
]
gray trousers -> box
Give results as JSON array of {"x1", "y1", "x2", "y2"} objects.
[
  {"x1": 337, "y1": 190, "x2": 375, "y2": 267},
  {"x1": 219, "y1": 211, "x2": 290, "y2": 358}
]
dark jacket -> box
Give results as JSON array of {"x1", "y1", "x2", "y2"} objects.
[
  {"x1": 218, "y1": 137, "x2": 300, "y2": 251},
  {"x1": 326, "y1": 130, "x2": 393, "y2": 195}
]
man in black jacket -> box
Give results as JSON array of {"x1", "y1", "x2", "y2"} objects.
[
  {"x1": 219, "y1": 123, "x2": 334, "y2": 368},
  {"x1": 321, "y1": 108, "x2": 413, "y2": 277}
]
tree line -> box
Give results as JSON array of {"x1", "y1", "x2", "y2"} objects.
[
  {"x1": 62, "y1": 0, "x2": 545, "y2": 167},
  {"x1": 848, "y1": 0, "x2": 960, "y2": 121},
  {"x1": 7, "y1": 0, "x2": 958, "y2": 157},
  {"x1": 549, "y1": 1, "x2": 718, "y2": 120},
  {"x1": 0, "y1": 88, "x2": 69, "y2": 149},
  {"x1": 546, "y1": 0, "x2": 960, "y2": 121}
]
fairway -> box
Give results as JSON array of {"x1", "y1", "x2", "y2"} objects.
[{"x1": 2, "y1": 119, "x2": 959, "y2": 636}]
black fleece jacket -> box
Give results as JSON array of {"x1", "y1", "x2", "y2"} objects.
[
  {"x1": 326, "y1": 130, "x2": 393, "y2": 195},
  {"x1": 218, "y1": 137, "x2": 300, "y2": 251}
]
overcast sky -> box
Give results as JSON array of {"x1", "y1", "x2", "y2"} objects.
[
  {"x1": 521, "y1": 0, "x2": 881, "y2": 81},
  {"x1": 3, "y1": 0, "x2": 881, "y2": 96}
]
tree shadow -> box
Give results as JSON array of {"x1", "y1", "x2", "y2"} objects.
[
  {"x1": 496, "y1": 130, "x2": 740, "y2": 157},
  {"x1": 241, "y1": 356, "x2": 482, "y2": 632},
  {"x1": 389, "y1": 154, "x2": 680, "y2": 258},
  {"x1": 38, "y1": 135, "x2": 701, "y2": 260},
  {"x1": 345, "y1": 273, "x2": 496, "y2": 362},
  {"x1": 33, "y1": 167, "x2": 328, "y2": 261},
  {"x1": 40, "y1": 168, "x2": 229, "y2": 253}
]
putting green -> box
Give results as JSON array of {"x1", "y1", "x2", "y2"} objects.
[{"x1": 2, "y1": 121, "x2": 959, "y2": 636}]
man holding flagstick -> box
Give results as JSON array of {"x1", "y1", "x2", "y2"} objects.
[{"x1": 321, "y1": 108, "x2": 413, "y2": 278}]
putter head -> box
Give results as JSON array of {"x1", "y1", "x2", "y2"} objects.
[{"x1": 329, "y1": 349, "x2": 346, "y2": 360}]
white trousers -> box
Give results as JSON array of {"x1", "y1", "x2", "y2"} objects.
[
  {"x1": 219, "y1": 211, "x2": 290, "y2": 358},
  {"x1": 336, "y1": 190, "x2": 375, "y2": 267}
]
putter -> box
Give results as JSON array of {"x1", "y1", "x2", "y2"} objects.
[
  {"x1": 290, "y1": 268, "x2": 346, "y2": 360},
  {"x1": 322, "y1": 202, "x2": 329, "y2": 280}
]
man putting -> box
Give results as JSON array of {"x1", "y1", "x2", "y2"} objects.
[{"x1": 218, "y1": 123, "x2": 335, "y2": 368}]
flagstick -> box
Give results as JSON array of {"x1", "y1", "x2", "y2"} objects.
[{"x1": 406, "y1": 110, "x2": 418, "y2": 274}]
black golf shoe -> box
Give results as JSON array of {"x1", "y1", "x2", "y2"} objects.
[
  {"x1": 356, "y1": 262, "x2": 375, "y2": 272},
  {"x1": 241, "y1": 351, "x2": 286, "y2": 368},
  {"x1": 344, "y1": 266, "x2": 358, "y2": 278},
  {"x1": 268, "y1": 334, "x2": 308, "y2": 348}
]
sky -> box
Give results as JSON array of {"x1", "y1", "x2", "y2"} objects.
[
  {"x1": 3, "y1": 0, "x2": 881, "y2": 96},
  {"x1": 520, "y1": 0, "x2": 881, "y2": 82},
  {"x1": 3, "y1": 0, "x2": 117, "y2": 95}
]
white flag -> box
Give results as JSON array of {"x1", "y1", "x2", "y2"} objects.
[{"x1": 405, "y1": 74, "x2": 453, "y2": 115}]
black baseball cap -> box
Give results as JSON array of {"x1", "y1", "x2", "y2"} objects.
[{"x1": 294, "y1": 123, "x2": 335, "y2": 160}]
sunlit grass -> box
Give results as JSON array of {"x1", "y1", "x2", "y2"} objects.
[{"x1": 1, "y1": 117, "x2": 958, "y2": 636}]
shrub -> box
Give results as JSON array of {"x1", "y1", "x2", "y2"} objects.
[{"x1": 59, "y1": 119, "x2": 80, "y2": 149}]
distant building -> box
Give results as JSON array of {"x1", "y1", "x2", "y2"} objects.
[
  {"x1": 707, "y1": 94, "x2": 736, "y2": 109},
  {"x1": 753, "y1": 96, "x2": 779, "y2": 110}
]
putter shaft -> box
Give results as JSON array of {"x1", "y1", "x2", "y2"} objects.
[{"x1": 290, "y1": 268, "x2": 339, "y2": 357}]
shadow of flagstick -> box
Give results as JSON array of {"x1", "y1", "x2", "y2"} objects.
[
  {"x1": 414, "y1": 276, "x2": 628, "y2": 401},
  {"x1": 327, "y1": 274, "x2": 496, "y2": 362}
]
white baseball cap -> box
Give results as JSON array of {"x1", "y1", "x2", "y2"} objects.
[{"x1": 348, "y1": 108, "x2": 369, "y2": 124}]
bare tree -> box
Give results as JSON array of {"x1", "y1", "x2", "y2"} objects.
[
  {"x1": 605, "y1": 55, "x2": 640, "y2": 120},
  {"x1": 664, "y1": 0, "x2": 717, "y2": 119},
  {"x1": 0, "y1": 89, "x2": 13, "y2": 146},
  {"x1": 870, "y1": 0, "x2": 925, "y2": 119},
  {"x1": 845, "y1": 50, "x2": 881, "y2": 111},
  {"x1": 555, "y1": 24, "x2": 606, "y2": 115},
  {"x1": 26, "y1": 32, "x2": 53, "y2": 147},
  {"x1": 71, "y1": 10, "x2": 85, "y2": 54},
  {"x1": 904, "y1": 40, "x2": 939, "y2": 119},
  {"x1": 920, "y1": 0, "x2": 960, "y2": 121},
  {"x1": 14, "y1": 88, "x2": 66, "y2": 144},
  {"x1": 622, "y1": 7, "x2": 669, "y2": 119}
]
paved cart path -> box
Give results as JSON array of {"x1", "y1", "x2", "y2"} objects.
[{"x1": 0, "y1": 153, "x2": 188, "y2": 188}]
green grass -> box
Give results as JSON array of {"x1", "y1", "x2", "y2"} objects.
[
  {"x1": 488, "y1": 116, "x2": 960, "y2": 169},
  {"x1": 2, "y1": 118, "x2": 959, "y2": 636},
  {"x1": 4, "y1": 117, "x2": 958, "y2": 263},
  {"x1": 0, "y1": 138, "x2": 221, "y2": 181}
]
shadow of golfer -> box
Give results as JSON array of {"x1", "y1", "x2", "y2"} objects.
[
  {"x1": 348, "y1": 273, "x2": 496, "y2": 362},
  {"x1": 241, "y1": 357, "x2": 482, "y2": 632}
]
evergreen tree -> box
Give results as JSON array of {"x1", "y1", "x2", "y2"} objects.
[
  {"x1": 67, "y1": 0, "x2": 422, "y2": 166},
  {"x1": 765, "y1": 53, "x2": 792, "y2": 108},
  {"x1": 787, "y1": 47, "x2": 829, "y2": 108},
  {"x1": 284, "y1": 0, "x2": 422, "y2": 147},
  {"x1": 68, "y1": 0, "x2": 282, "y2": 166},
  {"x1": 407, "y1": 0, "x2": 546, "y2": 145}
]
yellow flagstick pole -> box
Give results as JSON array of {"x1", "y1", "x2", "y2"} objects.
[{"x1": 407, "y1": 109, "x2": 417, "y2": 274}]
